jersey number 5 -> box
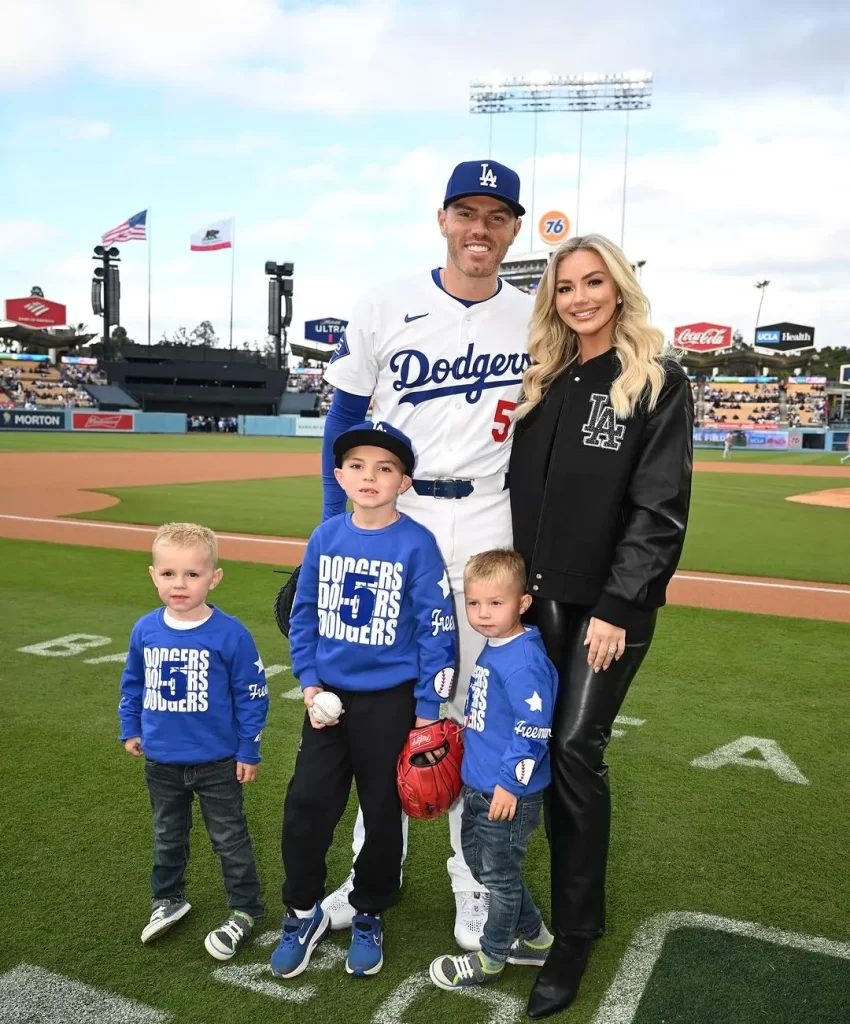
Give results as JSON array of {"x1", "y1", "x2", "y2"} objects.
[
  {"x1": 340, "y1": 572, "x2": 378, "y2": 626},
  {"x1": 492, "y1": 399, "x2": 516, "y2": 442}
]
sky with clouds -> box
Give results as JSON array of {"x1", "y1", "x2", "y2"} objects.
[{"x1": 1, "y1": 0, "x2": 848, "y2": 350}]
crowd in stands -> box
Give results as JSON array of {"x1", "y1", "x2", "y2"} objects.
[
  {"x1": 0, "y1": 359, "x2": 106, "y2": 409},
  {"x1": 285, "y1": 365, "x2": 336, "y2": 414},
  {"x1": 693, "y1": 379, "x2": 831, "y2": 428},
  {"x1": 187, "y1": 415, "x2": 239, "y2": 433},
  {"x1": 786, "y1": 383, "x2": 827, "y2": 427}
]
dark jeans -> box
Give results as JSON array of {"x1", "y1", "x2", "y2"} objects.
[
  {"x1": 281, "y1": 682, "x2": 415, "y2": 916},
  {"x1": 534, "y1": 600, "x2": 655, "y2": 939},
  {"x1": 461, "y1": 785, "x2": 545, "y2": 962},
  {"x1": 144, "y1": 756, "x2": 264, "y2": 919}
]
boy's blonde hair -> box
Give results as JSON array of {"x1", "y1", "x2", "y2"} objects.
[
  {"x1": 152, "y1": 522, "x2": 218, "y2": 566},
  {"x1": 464, "y1": 549, "x2": 527, "y2": 592}
]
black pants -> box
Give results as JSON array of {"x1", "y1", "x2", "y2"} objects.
[
  {"x1": 281, "y1": 682, "x2": 415, "y2": 916},
  {"x1": 533, "y1": 600, "x2": 656, "y2": 939}
]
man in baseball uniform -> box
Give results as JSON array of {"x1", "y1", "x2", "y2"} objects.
[{"x1": 318, "y1": 159, "x2": 534, "y2": 950}]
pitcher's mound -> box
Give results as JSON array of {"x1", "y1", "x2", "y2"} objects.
[{"x1": 786, "y1": 488, "x2": 850, "y2": 509}]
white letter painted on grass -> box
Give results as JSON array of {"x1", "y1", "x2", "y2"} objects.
[
  {"x1": 0, "y1": 964, "x2": 171, "y2": 1022},
  {"x1": 17, "y1": 634, "x2": 112, "y2": 658},
  {"x1": 373, "y1": 972, "x2": 524, "y2": 1024},
  {"x1": 691, "y1": 736, "x2": 809, "y2": 785},
  {"x1": 211, "y1": 964, "x2": 315, "y2": 1003}
]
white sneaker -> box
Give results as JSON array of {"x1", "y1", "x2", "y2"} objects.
[
  {"x1": 454, "y1": 891, "x2": 489, "y2": 951},
  {"x1": 141, "y1": 899, "x2": 191, "y2": 944},
  {"x1": 321, "y1": 874, "x2": 355, "y2": 930},
  {"x1": 320, "y1": 868, "x2": 404, "y2": 931}
]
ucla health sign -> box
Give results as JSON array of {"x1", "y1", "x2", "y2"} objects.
[{"x1": 754, "y1": 322, "x2": 815, "y2": 352}]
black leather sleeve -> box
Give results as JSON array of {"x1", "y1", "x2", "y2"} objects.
[{"x1": 590, "y1": 366, "x2": 694, "y2": 633}]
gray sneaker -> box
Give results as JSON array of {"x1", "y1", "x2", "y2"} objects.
[
  {"x1": 429, "y1": 950, "x2": 504, "y2": 990},
  {"x1": 204, "y1": 910, "x2": 255, "y2": 961},
  {"x1": 141, "y1": 899, "x2": 191, "y2": 943},
  {"x1": 507, "y1": 926, "x2": 553, "y2": 967}
]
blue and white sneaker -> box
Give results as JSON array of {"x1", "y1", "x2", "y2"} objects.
[
  {"x1": 270, "y1": 905, "x2": 329, "y2": 979},
  {"x1": 141, "y1": 898, "x2": 191, "y2": 944},
  {"x1": 345, "y1": 914, "x2": 383, "y2": 976}
]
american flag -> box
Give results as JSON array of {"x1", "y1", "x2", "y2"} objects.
[{"x1": 101, "y1": 209, "x2": 147, "y2": 245}]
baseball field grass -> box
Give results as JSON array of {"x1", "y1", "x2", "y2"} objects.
[
  {"x1": 70, "y1": 472, "x2": 850, "y2": 584},
  {"x1": 3, "y1": 537, "x2": 849, "y2": 1024},
  {"x1": 0, "y1": 430, "x2": 844, "y2": 463}
]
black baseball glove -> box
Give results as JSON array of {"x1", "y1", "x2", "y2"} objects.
[{"x1": 273, "y1": 564, "x2": 301, "y2": 638}]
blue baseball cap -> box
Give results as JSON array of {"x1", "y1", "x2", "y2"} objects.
[
  {"x1": 443, "y1": 159, "x2": 525, "y2": 217},
  {"x1": 333, "y1": 420, "x2": 416, "y2": 477}
]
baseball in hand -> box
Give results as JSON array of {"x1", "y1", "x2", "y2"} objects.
[{"x1": 310, "y1": 690, "x2": 343, "y2": 725}]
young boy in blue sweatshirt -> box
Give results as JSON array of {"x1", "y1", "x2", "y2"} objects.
[
  {"x1": 429, "y1": 548, "x2": 558, "y2": 991},
  {"x1": 271, "y1": 420, "x2": 457, "y2": 980},
  {"x1": 119, "y1": 522, "x2": 269, "y2": 961}
]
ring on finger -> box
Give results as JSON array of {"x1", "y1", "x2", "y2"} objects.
[{"x1": 607, "y1": 645, "x2": 618, "y2": 655}]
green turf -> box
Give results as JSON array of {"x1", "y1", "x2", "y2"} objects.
[
  {"x1": 72, "y1": 475, "x2": 325, "y2": 539},
  {"x1": 680, "y1": 473, "x2": 849, "y2": 583},
  {"x1": 0, "y1": 432, "x2": 323, "y2": 452},
  {"x1": 1, "y1": 537, "x2": 848, "y2": 1023},
  {"x1": 0, "y1": 429, "x2": 843, "y2": 463},
  {"x1": 693, "y1": 449, "x2": 845, "y2": 465},
  {"x1": 72, "y1": 472, "x2": 850, "y2": 584},
  {"x1": 634, "y1": 929, "x2": 850, "y2": 1023}
]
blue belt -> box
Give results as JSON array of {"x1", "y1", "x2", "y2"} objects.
[{"x1": 411, "y1": 475, "x2": 509, "y2": 500}]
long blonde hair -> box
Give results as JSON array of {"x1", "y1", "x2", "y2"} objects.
[{"x1": 515, "y1": 234, "x2": 666, "y2": 420}]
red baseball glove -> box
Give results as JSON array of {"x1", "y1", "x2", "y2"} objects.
[{"x1": 397, "y1": 720, "x2": 464, "y2": 820}]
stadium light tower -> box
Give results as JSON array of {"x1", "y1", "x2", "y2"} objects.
[{"x1": 470, "y1": 71, "x2": 653, "y2": 250}]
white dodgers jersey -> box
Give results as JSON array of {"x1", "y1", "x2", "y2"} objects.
[{"x1": 324, "y1": 273, "x2": 533, "y2": 479}]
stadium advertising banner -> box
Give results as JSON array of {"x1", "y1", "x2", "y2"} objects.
[
  {"x1": 304, "y1": 318, "x2": 347, "y2": 345},
  {"x1": 61, "y1": 356, "x2": 98, "y2": 366},
  {"x1": 4, "y1": 296, "x2": 67, "y2": 328},
  {"x1": 673, "y1": 323, "x2": 732, "y2": 352},
  {"x1": 0, "y1": 409, "x2": 65, "y2": 430},
  {"x1": 295, "y1": 418, "x2": 326, "y2": 438},
  {"x1": 71, "y1": 412, "x2": 134, "y2": 431},
  {"x1": 744, "y1": 430, "x2": 791, "y2": 450},
  {"x1": 839, "y1": 364, "x2": 850, "y2": 385},
  {"x1": 0, "y1": 351, "x2": 50, "y2": 362},
  {"x1": 754, "y1": 322, "x2": 815, "y2": 352}
]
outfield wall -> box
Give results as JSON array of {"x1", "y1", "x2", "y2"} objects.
[{"x1": 1, "y1": 406, "x2": 846, "y2": 451}]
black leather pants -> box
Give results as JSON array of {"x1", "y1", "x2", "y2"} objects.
[{"x1": 533, "y1": 599, "x2": 656, "y2": 939}]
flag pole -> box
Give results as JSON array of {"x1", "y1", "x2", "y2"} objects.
[
  {"x1": 147, "y1": 208, "x2": 152, "y2": 345},
  {"x1": 229, "y1": 219, "x2": 235, "y2": 350}
]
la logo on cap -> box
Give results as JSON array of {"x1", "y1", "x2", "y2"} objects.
[
  {"x1": 374, "y1": 422, "x2": 387, "y2": 431},
  {"x1": 479, "y1": 163, "x2": 498, "y2": 188}
]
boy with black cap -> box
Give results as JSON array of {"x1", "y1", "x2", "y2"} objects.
[{"x1": 271, "y1": 420, "x2": 457, "y2": 980}]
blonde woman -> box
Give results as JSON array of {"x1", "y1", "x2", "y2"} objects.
[{"x1": 509, "y1": 235, "x2": 693, "y2": 1019}]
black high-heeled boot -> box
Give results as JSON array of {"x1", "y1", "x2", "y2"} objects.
[{"x1": 526, "y1": 936, "x2": 592, "y2": 1020}]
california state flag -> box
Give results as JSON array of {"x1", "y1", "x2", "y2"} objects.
[{"x1": 190, "y1": 217, "x2": 234, "y2": 252}]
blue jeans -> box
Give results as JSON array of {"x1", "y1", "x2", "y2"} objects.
[
  {"x1": 144, "y1": 757, "x2": 264, "y2": 919},
  {"x1": 461, "y1": 785, "x2": 544, "y2": 962}
]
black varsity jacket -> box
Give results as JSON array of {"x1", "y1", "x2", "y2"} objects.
[{"x1": 509, "y1": 349, "x2": 694, "y2": 634}]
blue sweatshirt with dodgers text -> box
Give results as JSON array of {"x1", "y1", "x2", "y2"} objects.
[
  {"x1": 288, "y1": 512, "x2": 457, "y2": 721},
  {"x1": 118, "y1": 607, "x2": 269, "y2": 764},
  {"x1": 462, "y1": 626, "x2": 558, "y2": 797}
]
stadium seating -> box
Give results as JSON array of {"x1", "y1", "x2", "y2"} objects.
[{"x1": 0, "y1": 359, "x2": 106, "y2": 409}]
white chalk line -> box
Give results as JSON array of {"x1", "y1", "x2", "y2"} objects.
[
  {"x1": 0, "y1": 513, "x2": 308, "y2": 548},
  {"x1": 1, "y1": 513, "x2": 848, "y2": 596},
  {"x1": 592, "y1": 911, "x2": 850, "y2": 1024},
  {"x1": 674, "y1": 573, "x2": 849, "y2": 596}
]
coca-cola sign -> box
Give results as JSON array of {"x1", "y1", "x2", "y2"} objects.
[
  {"x1": 4, "y1": 296, "x2": 67, "y2": 328},
  {"x1": 673, "y1": 322, "x2": 732, "y2": 352}
]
